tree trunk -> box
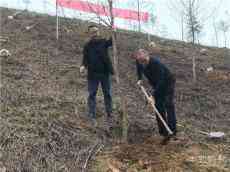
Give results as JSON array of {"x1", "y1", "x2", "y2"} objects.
[
  {"x1": 224, "y1": 31, "x2": 227, "y2": 48},
  {"x1": 192, "y1": 51, "x2": 196, "y2": 83},
  {"x1": 148, "y1": 34, "x2": 151, "y2": 42},
  {"x1": 181, "y1": 15, "x2": 184, "y2": 41},
  {"x1": 213, "y1": 19, "x2": 219, "y2": 46},
  {"x1": 137, "y1": 0, "x2": 141, "y2": 32},
  {"x1": 108, "y1": 0, "x2": 128, "y2": 143},
  {"x1": 56, "y1": 0, "x2": 59, "y2": 41},
  {"x1": 112, "y1": 34, "x2": 119, "y2": 84},
  {"x1": 108, "y1": 0, "x2": 119, "y2": 84},
  {"x1": 192, "y1": 26, "x2": 195, "y2": 44}
]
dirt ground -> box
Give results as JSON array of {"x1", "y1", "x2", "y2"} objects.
[{"x1": 0, "y1": 8, "x2": 230, "y2": 172}]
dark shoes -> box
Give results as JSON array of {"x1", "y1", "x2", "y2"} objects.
[
  {"x1": 87, "y1": 114, "x2": 98, "y2": 127},
  {"x1": 160, "y1": 135, "x2": 171, "y2": 145},
  {"x1": 87, "y1": 113, "x2": 113, "y2": 128},
  {"x1": 107, "y1": 112, "x2": 112, "y2": 118},
  {"x1": 160, "y1": 132, "x2": 177, "y2": 145}
]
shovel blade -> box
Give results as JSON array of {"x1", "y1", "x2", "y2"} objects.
[{"x1": 208, "y1": 132, "x2": 225, "y2": 139}]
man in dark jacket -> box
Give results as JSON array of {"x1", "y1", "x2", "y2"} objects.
[
  {"x1": 133, "y1": 47, "x2": 177, "y2": 139},
  {"x1": 80, "y1": 25, "x2": 113, "y2": 125}
]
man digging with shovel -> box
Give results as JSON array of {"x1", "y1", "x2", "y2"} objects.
[{"x1": 132, "y1": 44, "x2": 177, "y2": 144}]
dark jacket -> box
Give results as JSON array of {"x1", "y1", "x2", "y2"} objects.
[
  {"x1": 82, "y1": 36, "x2": 113, "y2": 79},
  {"x1": 136, "y1": 56, "x2": 175, "y2": 97}
]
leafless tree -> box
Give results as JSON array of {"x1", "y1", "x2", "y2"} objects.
[
  {"x1": 108, "y1": 0, "x2": 119, "y2": 84},
  {"x1": 168, "y1": 0, "x2": 202, "y2": 82},
  {"x1": 23, "y1": 0, "x2": 31, "y2": 10},
  {"x1": 137, "y1": 0, "x2": 141, "y2": 33},
  {"x1": 179, "y1": 0, "x2": 203, "y2": 44},
  {"x1": 185, "y1": 0, "x2": 204, "y2": 82},
  {"x1": 212, "y1": 18, "x2": 219, "y2": 47},
  {"x1": 160, "y1": 24, "x2": 169, "y2": 38},
  {"x1": 210, "y1": 4, "x2": 224, "y2": 47},
  {"x1": 167, "y1": 0, "x2": 186, "y2": 41},
  {"x1": 168, "y1": 0, "x2": 216, "y2": 82},
  {"x1": 168, "y1": 0, "x2": 223, "y2": 44},
  {"x1": 218, "y1": 20, "x2": 230, "y2": 47}
]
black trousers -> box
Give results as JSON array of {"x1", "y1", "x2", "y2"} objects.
[
  {"x1": 153, "y1": 80, "x2": 177, "y2": 136},
  {"x1": 88, "y1": 76, "x2": 112, "y2": 119}
]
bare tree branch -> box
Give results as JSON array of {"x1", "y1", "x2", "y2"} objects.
[{"x1": 82, "y1": 142, "x2": 100, "y2": 171}]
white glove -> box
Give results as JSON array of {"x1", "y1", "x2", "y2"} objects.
[
  {"x1": 137, "y1": 80, "x2": 142, "y2": 86},
  {"x1": 80, "y1": 66, "x2": 85, "y2": 73}
]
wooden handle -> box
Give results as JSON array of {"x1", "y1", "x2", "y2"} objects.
[{"x1": 140, "y1": 85, "x2": 173, "y2": 135}]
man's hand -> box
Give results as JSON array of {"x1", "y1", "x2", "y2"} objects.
[
  {"x1": 137, "y1": 80, "x2": 142, "y2": 86},
  {"x1": 80, "y1": 66, "x2": 85, "y2": 74},
  {"x1": 148, "y1": 96, "x2": 155, "y2": 105}
]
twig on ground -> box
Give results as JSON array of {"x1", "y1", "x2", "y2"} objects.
[
  {"x1": 25, "y1": 23, "x2": 39, "y2": 31},
  {"x1": 82, "y1": 142, "x2": 101, "y2": 171},
  {"x1": 0, "y1": 36, "x2": 9, "y2": 43}
]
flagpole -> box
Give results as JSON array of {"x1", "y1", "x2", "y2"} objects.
[{"x1": 56, "y1": 0, "x2": 59, "y2": 41}]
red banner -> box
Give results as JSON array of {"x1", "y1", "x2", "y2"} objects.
[{"x1": 57, "y1": 0, "x2": 149, "y2": 22}]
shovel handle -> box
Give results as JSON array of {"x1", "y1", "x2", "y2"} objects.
[{"x1": 139, "y1": 85, "x2": 173, "y2": 135}]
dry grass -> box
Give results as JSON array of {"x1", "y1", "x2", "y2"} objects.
[{"x1": 93, "y1": 137, "x2": 230, "y2": 172}]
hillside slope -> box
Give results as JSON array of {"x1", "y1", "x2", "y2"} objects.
[{"x1": 0, "y1": 8, "x2": 230, "y2": 171}]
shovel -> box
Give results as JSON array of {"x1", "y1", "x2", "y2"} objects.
[
  {"x1": 198, "y1": 131, "x2": 225, "y2": 139},
  {"x1": 139, "y1": 85, "x2": 173, "y2": 135},
  {"x1": 177, "y1": 123, "x2": 225, "y2": 139}
]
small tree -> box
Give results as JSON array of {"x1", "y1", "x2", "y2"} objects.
[
  {"x1": 218, "y1": 20, "x2": 230, "y2": 48},
  {"x1": 181, "y1": 0, "x2": 203, "y2": 82},
  {"x1": 168, "y1": 0, "x2": 221, "y2": 44},
  {"x1": 167, "y1": 0, "x2": 186, "y2": 41},
  {"x1": 148, "y1": 13, "x2": 157, "y2": 41},
  {"x1": 182, "y1": 0, "x2": 203, "y2": 44},
  {"x1": 212, "y1": 18, "x2": 219, "y2": 47},
  {"x1": 107, "y1": 0, "x2": 119, "y2": 84},
  {"x1": 160, "y1": 24, "x2": 169, "y2": 38},
  {"x1": 43, "y1": 0, "x2": 48, "y2": 13},
  {"x1": 23, "y1": 0, "x2": 31, "y2": 10},
  {"x1": 167, "y1": 0, "x2": 203, "y2": 83}
]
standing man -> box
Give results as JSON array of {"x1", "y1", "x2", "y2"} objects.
[
  {"x1": 132, "y1": 44, "x2": 177, "y2": 141},
  {"x1": 80, "y1": 25, "x2": 114, "y2": 126}
]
